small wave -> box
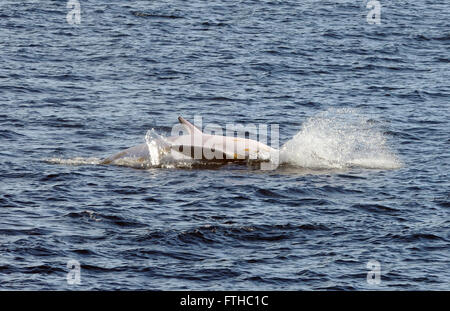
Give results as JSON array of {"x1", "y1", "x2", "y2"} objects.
[
  {"x1": 131, "y1": 11, "x2": 182, "y2": 19},
  {"x1": 279, "y1": 109, "x2": 402, "y2": 170},
  {"x1": 43, "y1": 157, "x2": 102, "y2": 166}
]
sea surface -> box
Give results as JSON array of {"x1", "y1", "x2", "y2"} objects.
[{"x1": 0, "y1": 0, "x2": 449, "y2": 290}]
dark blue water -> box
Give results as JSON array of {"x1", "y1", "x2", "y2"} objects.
[{"x1": 1, "y1": 0, "x2": 449, "y2": 290}]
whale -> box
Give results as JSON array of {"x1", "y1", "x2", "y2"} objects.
[{"x1": 100, "y1": 116, "x2": 277, "y2": 166}]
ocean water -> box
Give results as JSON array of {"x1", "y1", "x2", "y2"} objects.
[{"x1": 0, "y1": 0, "x2": 449, "y2": 290}]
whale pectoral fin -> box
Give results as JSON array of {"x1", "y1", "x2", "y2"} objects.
[{"x1": 178, "y1": 116, "x2": 203, "y2": 136}]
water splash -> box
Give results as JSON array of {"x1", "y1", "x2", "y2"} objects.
[
  {"x1": 145, "y1": 129, "x2": 165, "y2": 166},
  {"x1": 279, "y1": 109, "x2": 402, "y2": 169},
  {"x1": 145, "y1": 129, "x2": 195, "y2": 168}
]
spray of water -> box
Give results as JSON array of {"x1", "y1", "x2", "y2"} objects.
[
  {"x1": 145, "y1": 129, "x2": 165, "y2": 166},
  {"x1": 279, "y1": 109, "x2": 402, "y2": 169},
  {"x1": 144, "y1": 129, "x2": 195, "y2": 168}
]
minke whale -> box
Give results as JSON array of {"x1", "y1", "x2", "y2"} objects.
[{"x1": 101, "y1": 116, "x2": 278, "y2": 167}]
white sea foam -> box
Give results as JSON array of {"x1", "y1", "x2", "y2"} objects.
[{"x1": 44, "y1": 157, "x2": 102, "y2": 166}]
